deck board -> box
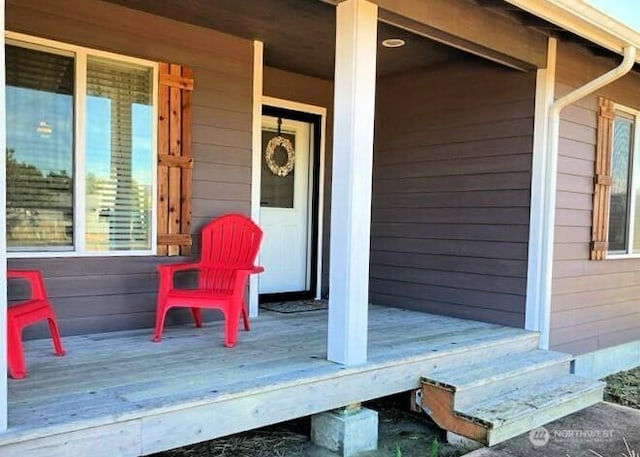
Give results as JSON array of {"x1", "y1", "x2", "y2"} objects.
[{"x1": 1, "y1": 306, "x2": 536, "y2": 456}]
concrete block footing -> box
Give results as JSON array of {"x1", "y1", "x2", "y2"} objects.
[
  {"x1": 447, "y1": 431, "x2": 484, "y2": 451},
  {"x1": 311, "y1": 406, "x2": 379, "y2": 456}
]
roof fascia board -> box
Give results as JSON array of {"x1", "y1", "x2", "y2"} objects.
[{"x1": 505, "y1": 0, "x2": 640, "y2": 61}]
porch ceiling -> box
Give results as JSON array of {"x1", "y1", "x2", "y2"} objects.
[{"x1": 104, "y1": 0, "x2": 476, "y2": 80}]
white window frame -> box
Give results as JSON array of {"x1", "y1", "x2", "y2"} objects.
[
  {"x1": 607, "y1": 102, "x2": 640, "y2": 259},
  {"x1": 5, "y1": 31, "x2": 158, "y2": 258}
]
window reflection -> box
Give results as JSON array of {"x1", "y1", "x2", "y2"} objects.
[
  {"x1": 85, "y1": 57, "x2": 153, "y2": 251},
  {"x1": 5, "y1": 45, "x2": 74, "y2": 250}
]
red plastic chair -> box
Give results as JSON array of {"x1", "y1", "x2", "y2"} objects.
[
  {"x1": 7, "y1": 269, "x2": 66, "y2": 379},
  {"x1": 153, "y1": 214, "x2": 264, "y2": 347}
]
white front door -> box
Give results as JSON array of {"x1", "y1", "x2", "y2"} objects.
[{"x1": 259, "y1": 115, "x2": 312, "y2": 294}]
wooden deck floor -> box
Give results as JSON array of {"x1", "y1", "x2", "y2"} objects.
[{"x1": 1, "y1": 306, "x2": 537, "y2": 457}]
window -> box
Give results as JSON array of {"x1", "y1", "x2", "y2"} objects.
[
  {"x1": 609, "y1": 110, "x2": 636, "y2": 254},
  {"x1": 5, "y1": 34, "x2": 157, "y2": 256},
  {"x1": 593, "y1": 98, "x2": 640, "y2": 259}
]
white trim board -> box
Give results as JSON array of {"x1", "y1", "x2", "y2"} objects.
[
  {"x1": 250, "y1": 95, "x2": 328, "y2": 308},
  {"x1": 262, "y1": 96, "x2": 328, "y2": 119},
  {"x1": 0, "y1": 0, "x2": 8, "y2": 433},
  {"x1": 249, "y1": 40, "x2": 264, "y2": 317},
  {"x1": 572, "y1": 340, "x2": 640, "y2": 379},
  {"x1": 525, "y1": 37, "x2": 557, "y2": 346}
]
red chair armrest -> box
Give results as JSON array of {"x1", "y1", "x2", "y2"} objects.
[
  {"x1": 157, "y1": 263, "x2": 201, "y2": 292},
  {"x1": 221, "y1": 266, "x2": 264, "y2": 278},
  {"x1": 8, "y1": 269, "x2": 41, "y2": 280},
  {"x1": 7, "y1": 269, "x2": 47, "y2": 300},
  {"x1": 224, "y1": 266, "x2": 263, "y2": 274},
  {"x1": 157, "y1": 262, "x2": 201, "y2": 274}
]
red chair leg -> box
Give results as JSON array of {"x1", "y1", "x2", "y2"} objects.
[
  {"x1": 241, "y1": 302, "x2": 250, "y2": 332},
  {"x1": 7, "y1": 319, "x2": 26, "y2": 379},
  {"x1": 46, "y1": 317, "x2": 66, "y2": 356},
  {"x1": 191, "y1": 308, "x2": 203, "y2": 328},
  {"x1": 152, "y1": 303, "x2": 170, "y2": 342},
  {"x1": 224, "y1": 304, "x2": 242, "y2": 348}
]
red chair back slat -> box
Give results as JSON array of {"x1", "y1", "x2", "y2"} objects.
[{"x1": 199, "y1": 214, "x2": 263, "y2": 293}]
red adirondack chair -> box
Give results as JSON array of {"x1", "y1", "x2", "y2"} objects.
[
  {"x1": 153, "y1": 214, "x2": 264, "y2": 347},
  {"x1": 7, "y1": 269, "x2": 66, "y2": 379}
]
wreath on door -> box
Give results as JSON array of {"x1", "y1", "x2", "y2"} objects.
[
  {"x1": 265, "y1": 136, "x2": 295, "y2": 177},
  {"x1": 264, "y1": 118, "x2": 295, "y2": 177}
]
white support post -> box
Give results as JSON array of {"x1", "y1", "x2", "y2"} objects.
[
  {"x1": 249, "y1": 40, "x2": 264, "y2": 318},
  {"x1": 1, "y1": 0, "x2": 9, "y2": 432},
  {"x1": 327, "y1": 0, "x2": 378, "y2": 366},
  {"x1": 525, "y1": 37, "x2": 557, "y2": 342}
]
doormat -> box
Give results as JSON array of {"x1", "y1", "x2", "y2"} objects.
[{"x1": 260, "y1": 299, "x2": 328, "y2": 314}]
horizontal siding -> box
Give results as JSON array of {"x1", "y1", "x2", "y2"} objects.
[
  {"x1": 553, "y1": 337, "x2": 599, "y2": 356},
  {"x1": 372, "y1": 237, "x2": 527, "y2": 260},
  {"x1": 370, "y1": 61, "x2": 536, "y2": 327},
  {"x1": 372, "y1": 222, "x2": 529, "y2": 242},
  {"x1": 371, "y1": 251, "x2": 526, "y2": 278},
  {"x1": 551, "y1": 41, "x2": 640, "y2": 354},
  {"x1": 374, "y1": 189, "x2": 531, "y2": 210},
  {"x1": 6, "y1": 0, "x2": 254, "y2": 338},
  {"x1": 379, "y1": 136, "x2": 533, "y2": 164}
]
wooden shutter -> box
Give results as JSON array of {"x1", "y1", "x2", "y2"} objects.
[
  {"x1": 591, "y1": 97, "x2": 615, "y2": 260},
  {"x1": 157, "y1": 63, "x2": 194, "y2": 256}
]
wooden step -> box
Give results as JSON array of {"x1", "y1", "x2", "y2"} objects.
[
  {"x1": 458, "y1": 375, "x2": 604, "y2": 445},
  {"x1": 420, "y1": 346, "x2": 604, "y2": 446},
  {"x1": 423, "y1": 349, "x2": 572, "y2": 410}
]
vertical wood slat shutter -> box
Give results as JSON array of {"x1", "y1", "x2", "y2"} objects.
[
  {"x1": 591, "y1": 97, "x2": 615, "y2": 260},
  {"x1": 157, "y1": 63, "x2": 194, "y2": 256}
]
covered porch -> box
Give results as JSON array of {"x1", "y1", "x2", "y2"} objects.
[
  {"x1": 1, "y1": 306, "x2": 538, "y2": 455},
  {"x1": 0, "y1": 0, "x2": 607, "y2": 453}
]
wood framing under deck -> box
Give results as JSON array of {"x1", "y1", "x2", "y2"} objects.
[{"x1": 0, "y1": 306, "x2": 539, "y2": 456}]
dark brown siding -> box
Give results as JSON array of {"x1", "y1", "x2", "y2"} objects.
[
  {"x1": 370, "y1": 61, "x2": 536, "y2": 327},
  {"x1": 262, "y1": 67, "x2": 334, "y2": 296},
  {"x1": 6, "y1": 0, "x2": 254, "y2": 338},
  {"x1": 551, "y1": 42, "x2": 640, "y2": 355}
]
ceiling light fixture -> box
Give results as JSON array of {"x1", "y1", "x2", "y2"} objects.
[
  {"x1": 36, "y1": 121, "x2": 53, "y2": 138},
  {"x1": 381, "y1": 38, "x2": 406, "y2": 48}
]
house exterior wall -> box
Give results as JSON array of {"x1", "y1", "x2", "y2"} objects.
[
  {"x1": 262, "y1": 67, "x2": 334, "y2": 296},
  {"x1": 6, "y1": 0, "x2": 255, "y2": 337},
  {"x1": 551, "y1": 41, "x2": 640, "y2": 355},
  {"x1": 370, "y1": 61, "x2": 536, "y2": 327}
]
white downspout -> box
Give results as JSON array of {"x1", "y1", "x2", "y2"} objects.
[{"x1": 537, "y1": 45, "x2": 636, "y2": 349}]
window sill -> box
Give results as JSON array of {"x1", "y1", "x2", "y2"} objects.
[
  {"x1": 604, "y1": 253, "x2": 640, "y2": 260},
  {"x1": 7, "y1": 250, "x2": 157, "y2": 259}
]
